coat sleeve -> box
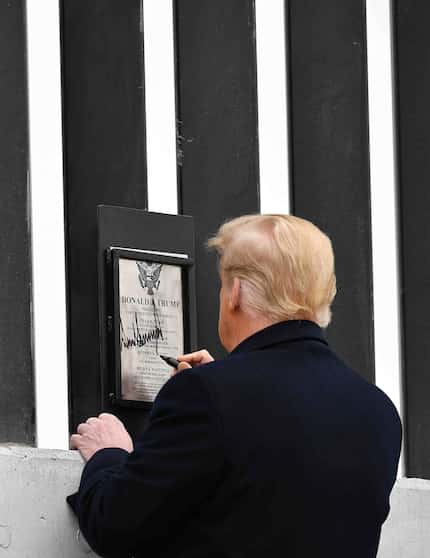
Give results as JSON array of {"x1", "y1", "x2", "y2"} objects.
[{"x1": 68, "y1": 371, "x2": 224, "y2": 558}]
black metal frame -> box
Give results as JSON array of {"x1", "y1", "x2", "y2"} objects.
[{"x1": 107, "y1": 247, "x2": 193, "y2": 409}]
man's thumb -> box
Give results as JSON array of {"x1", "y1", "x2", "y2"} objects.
[{"x1": 171, "y1": 361, "x2": 192, "y2": 377}]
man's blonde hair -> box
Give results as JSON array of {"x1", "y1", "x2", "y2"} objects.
[{"x1": 208, "y1": 214, "x2": 337, "y2": 328}]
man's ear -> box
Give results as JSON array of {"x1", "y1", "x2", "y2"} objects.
[{"x1": 228, "y1": 277, "x2": 241, "y2": 311}]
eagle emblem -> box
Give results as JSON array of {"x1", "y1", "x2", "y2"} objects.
[{"x1": 136, "y1": 261, "x2": 162, "y2": 295}]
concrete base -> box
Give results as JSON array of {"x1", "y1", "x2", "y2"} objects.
[
  {"x1": 378, "y1": 478, "x2": 430, "y2": 558},
  {"x1": 0, "y1": 445, "x2": 428, "y2": 557},
  {"x1": 0, "y1": 446, "x2": 93, "y2": 557}
]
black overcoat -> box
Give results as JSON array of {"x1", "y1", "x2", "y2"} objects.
[{"x1": 68, "y1": 319, "x2": 402, "y2": 558}]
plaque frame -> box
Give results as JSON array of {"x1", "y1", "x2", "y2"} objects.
[{"x1": 106, "y1": 247, "x2": 193, "y2": 409}]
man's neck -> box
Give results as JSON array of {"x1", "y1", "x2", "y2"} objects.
[{"x1": 228, "y1": 313, "x2": 276, "y2": 352}]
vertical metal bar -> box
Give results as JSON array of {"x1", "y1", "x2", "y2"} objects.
[
  {"x1": 61, "y1": 1, "x2": 148, "y2": 431},
  {"x1": 392, "y1": 0, "x2": 430, "y2": 478},
  {"x1": 175, "y1": 0, "x2": 260, "y2": 358},
  {"x1": 0, "y1": 0, "x2": 35, "y2": 444},
  {"x1": 287, "y1": 0, "x2": 375, "y2": 383}
]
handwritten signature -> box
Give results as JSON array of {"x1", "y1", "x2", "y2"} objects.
[{"x1": 120, "y1": 311, "x2": 164, "y2": 349}]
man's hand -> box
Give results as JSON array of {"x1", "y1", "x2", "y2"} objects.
[
  {"x1": 70, "y1": 413, "x2": 134, "y2": 462},
  {"x1": 171, "y1": 349, "x2": 215, "y2": 377}
]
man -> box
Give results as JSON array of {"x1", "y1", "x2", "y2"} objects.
[{"x1": 68, "y1": 214, "x2": 402, "y2": 558}]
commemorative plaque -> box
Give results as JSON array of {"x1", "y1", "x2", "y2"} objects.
[{"x1": 108, "y1": 248, "x2": 191, "y2": 406}]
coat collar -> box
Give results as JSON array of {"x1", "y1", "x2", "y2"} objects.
[{"x1": 229, "y1": 319, "x2": 328, "y2": 356}]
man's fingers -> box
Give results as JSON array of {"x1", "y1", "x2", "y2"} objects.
[
  {"x1": 98, "y1": 412, "x2": 123, "y2": 425},
  {"x1": 98, "y1": 412, "x2": 115, "y2": 421},
  {"x1": 178, "y1": 350, "x2": 208, "y2": 362},
  {"x1": 77, "y1": 422, "x2": 91, "y2": 435},
  {"x1": 170, "y1": 361, "x2": 192, "y2": 377},
  {"x1": 177, "y1": 349, "x2": 214, "y2": 366},
  {"x1": 70, "y1": 434, "x2": 81, "y2": 449},
  {"x1": 70, "y1": 413, "x2": 133, "y2": 460}
]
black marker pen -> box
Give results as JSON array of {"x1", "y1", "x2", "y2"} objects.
[{"x1": 159, "y1": 354, "x2": 180, "y2": 368}]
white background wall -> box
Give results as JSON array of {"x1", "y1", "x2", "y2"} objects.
[{"x1": 26, "y1": 0, "x2": 69, "y2": 450}]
